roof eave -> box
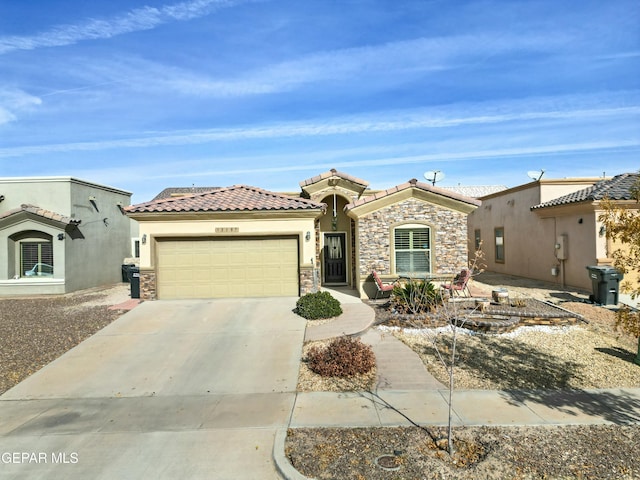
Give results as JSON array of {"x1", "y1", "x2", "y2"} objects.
[{"x1": 126, "y1": 207, "x2": 326, "y2": 221}]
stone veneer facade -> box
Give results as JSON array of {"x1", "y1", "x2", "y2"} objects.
[
  {"x1": 299, "y1": 266, "x2": 318, "y2": 295},
  {"x1": 140, "y1": 270, "x2": 157, "y2": 300},
  {"x1": 357, "y1": 197, "x2": 469, "y2": 278}
]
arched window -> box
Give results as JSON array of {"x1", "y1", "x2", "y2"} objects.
[
  {"x1": 393, "y1": 224, "x2": 431, "y2": 275},
  {"x1": 10, "y1": 231, "x2": 54, "y2": 277}
]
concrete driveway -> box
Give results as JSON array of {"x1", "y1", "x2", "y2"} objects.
[{"x1": 0, "y1": 298, "x2": 306, "y2": 479}]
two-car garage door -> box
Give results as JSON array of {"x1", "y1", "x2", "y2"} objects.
[{"x1": 156, "y1": 236, "x2": 299, "y2": 299}]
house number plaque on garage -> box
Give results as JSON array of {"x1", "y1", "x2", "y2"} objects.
[{"x1": 215, "y1": 227, "x2": 239, "y2": 233}]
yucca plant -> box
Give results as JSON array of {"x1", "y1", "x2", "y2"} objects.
[{"x1": 391, "y1": 279, "x2": 441, "y2": 314}]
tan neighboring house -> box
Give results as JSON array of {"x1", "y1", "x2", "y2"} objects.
[
  {"x1": 468, "y1": 173, "x2": 639, "y2": 291},
  {"x1": 0, "y1": 177, "x2": 133, "y2": 296},
  {"x1": 126, "y1": 169, "x2": 481, "y2": 300}
]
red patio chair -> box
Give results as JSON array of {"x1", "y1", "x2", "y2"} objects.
[
  {"x1": 441, "y1": 268, "x2": 472, "y2": 297},
  {"x1": 372, "y1": 270, "x2": 398, "y2": 300}
]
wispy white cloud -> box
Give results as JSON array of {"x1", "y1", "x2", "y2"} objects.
[
  {"x1": 67, "y1": 140, "x2": 640, "y2": 192},
  {"x1": 0, "y1": 92, "x2": 637, "y2": 156},
  {"x1": 59, "y1": 29, "x2": 575, "y2": 99},
  {"x1": 0, "y1": 0, "x2": 247, "y2": 55},
  {"x1": 0, "y1": 88, "x2": 42, "y2": 125},
  {"x1": 130, "y1": 32, "x2": 575, "y2": 97}
]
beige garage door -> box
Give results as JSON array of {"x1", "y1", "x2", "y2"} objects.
[{"x1": 156, "y1": 237, "x2": 299, "y2": 299}]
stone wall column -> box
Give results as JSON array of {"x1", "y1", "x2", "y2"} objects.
[
  {"x1": 139, "y1": 270, "x2": 157, "y2": 300},
  {"x1": 299, "y1": 266, "x2": 318, "y2": 295}
]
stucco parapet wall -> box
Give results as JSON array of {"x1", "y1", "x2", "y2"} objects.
[
  {"x1": 478, "y1": 177, "x2": 603, "y2": 201},
  {"x1": 346, "y1": 179, "x2": 480, "y2": 218},
  {"x1": 0, "y1": 176, "x2": 132, "y2": 196}
]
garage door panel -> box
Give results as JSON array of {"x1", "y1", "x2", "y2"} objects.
[{"x1": 157, "y1": 237, "x2": 299, "y2": 299}]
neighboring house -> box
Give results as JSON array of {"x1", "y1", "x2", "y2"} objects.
[
  {"x1": 0, "y1": 177, "x2": 133, "y2": 296},
  {"x1": 126, "y1": 169, "x2": 480, "y2": 300},
  {"x1": 467, "y1": 173, "x2": 639, "y2": 291}
]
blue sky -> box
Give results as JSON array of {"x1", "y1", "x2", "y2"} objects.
[{"x1": 1, "y1": 0, "x2": 638, "y2": 204}]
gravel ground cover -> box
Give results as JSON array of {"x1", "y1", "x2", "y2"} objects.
[
  {"x1": 288, "y1": 283, "x2": 640, "y2": 479},
  {"x1": 379, "y1": 300, "x2": 639, "y2": 391},
  {"x1": 0, "y1": 284, "x2": 129, "y2": 395}
]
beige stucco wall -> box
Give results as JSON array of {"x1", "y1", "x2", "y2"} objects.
[{"x1": 468, "y1": 179, "x2": 604, "y2": 291}]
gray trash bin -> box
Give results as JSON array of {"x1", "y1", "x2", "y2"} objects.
[
  {"x1": 128, "y1": 267, "x2": 140, "y2": 299},
  {"x1": 586, "y1": 266, "x2": 623, "y2": 305}
]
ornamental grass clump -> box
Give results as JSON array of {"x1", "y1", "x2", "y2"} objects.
[
  {"x1": 306, "y1": 337, "x2": 375, "y2": 377},
  {"x1": 295, "y1": 291, "x2": 342, "y2": 320}
]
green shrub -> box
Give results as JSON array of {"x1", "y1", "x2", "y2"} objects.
[
  {"x1": 295, "y1": 291, "x2": 343, "y2": 320},
  {"x1": 306, "y1": 336, "x2": 375, "y2": 377},
  {"x1": 391, "y1": 280, "x2": 442, "y2": 314}
]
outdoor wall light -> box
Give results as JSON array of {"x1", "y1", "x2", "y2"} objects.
[
  {"x1": 57, "y1": 233, "x2": 65, "y2": 241},
  {"x1": 141, "y1": 234, "x2": 147, "y2": 244},
  {"x1": 305, "y1": 231, "x2": 311, "y2": 241}
]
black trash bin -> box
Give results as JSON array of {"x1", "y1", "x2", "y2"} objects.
[
  {"x1": 586, "y1": 266, "x2": 623, "y2": 305},
  {"x1": 128, "y1": 267, "x2": 140, "y2": 299},
  {"x1": 121, "y1": 264, "x2": 136, "y2": 283}
]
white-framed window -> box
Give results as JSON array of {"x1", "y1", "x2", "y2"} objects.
[
  {"x1": 393, "y1": 224, "x2": 431, "y2": 275},
  {"x1": 21, "y1": 240, "x2": 54, "y2": 277}
]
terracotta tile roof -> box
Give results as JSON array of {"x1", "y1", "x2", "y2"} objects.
[
  {"x1": 0, "y1": 204, "x2": 81, "y2": 225},
  {"x1": 346, "y1": 178, "x2": 481, "y2": 210},
  {"x1": 126, "y1": 185, "x2": 326, "y2": 213},
  {"x1": 152, "y1": 186, "x2": 220, "y2": 201},
  {"x1": 531, "y1": 173, "x2": 639, "y2": 210},
  {"x1": 300, "y1": 168, "x2": 369, "y2": 188}
]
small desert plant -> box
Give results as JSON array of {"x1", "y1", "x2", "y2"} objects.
[
  {"x1": 306, "y1": 336, "x2": 375, "y2": 377},
  {"x1": 295, "y1": 291, "x2": 343, "y2": 320},
  {"x1": 391, "y1": 280, "x2": 442, "y2": 314}
]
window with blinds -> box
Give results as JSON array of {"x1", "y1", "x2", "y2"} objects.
[
  {"x1": 394, "y1": 226, "x2": 431, "y2": 275},
  {"x1": 21, "y1": 241, "x2": 53, "y2": 276}
]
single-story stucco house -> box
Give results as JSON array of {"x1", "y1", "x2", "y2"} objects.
[
  {"x1": 0, "y1": 177, "x2": 133, "y2": 296},
  {"x1": 467, "y1": 172, "x2": 639, "y2": 291},
  {"x1": 125, "y1": 169, "x2": 481, "y2": 300}
]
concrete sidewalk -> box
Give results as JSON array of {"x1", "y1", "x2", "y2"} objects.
[{"x1": 289, "y1": 388, "x2": 640, "y2": 429}]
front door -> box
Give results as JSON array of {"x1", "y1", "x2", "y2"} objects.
[{"x1": 323, "y1": 233, "x2": 347, "y2": 283}]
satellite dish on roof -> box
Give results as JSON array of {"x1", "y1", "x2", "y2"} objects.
[
  {"x1": 527, "y1": 169, "x2": 545, "y2": 181},
  {"x1": 424, "y1": 170, "x2": 445, "y2": 186}
]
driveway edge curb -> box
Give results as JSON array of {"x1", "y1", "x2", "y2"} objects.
[{"x1": 273, "y1": 428, "x2": 315, "y2": 480}]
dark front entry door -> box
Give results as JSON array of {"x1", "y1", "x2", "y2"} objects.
[{"x1": 324, "y1": 233, "x2": 347, "y2": 283}]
